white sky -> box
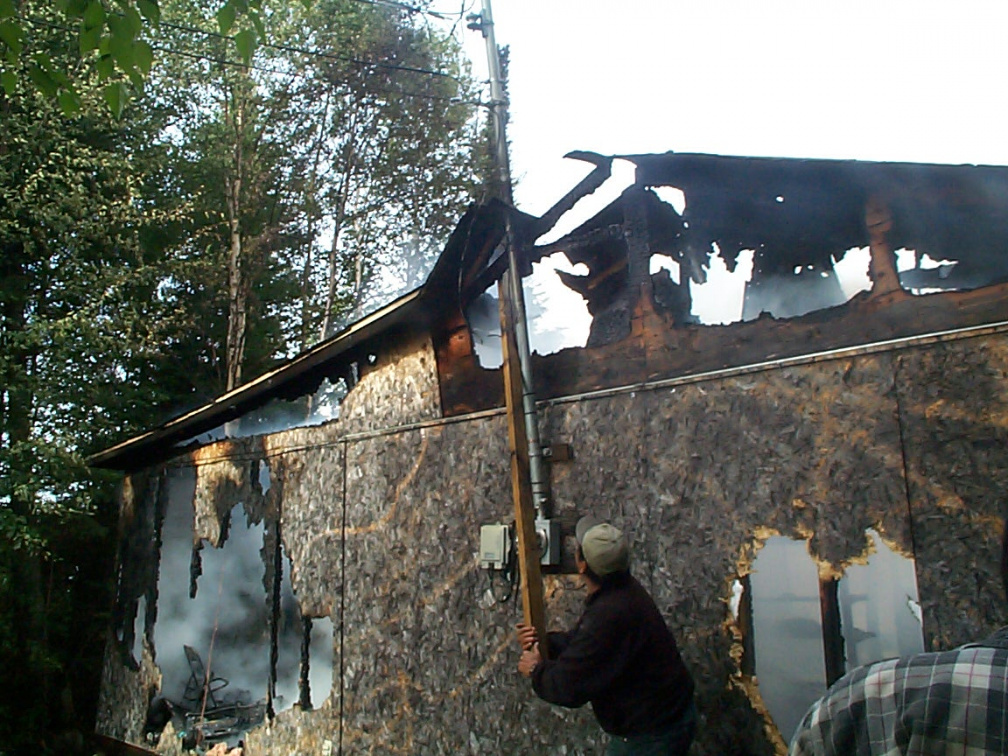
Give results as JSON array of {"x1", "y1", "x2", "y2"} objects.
[
  {"x1": 449, "y1": 1, "x2": 1008, "y2": 354},
  {"x1": 457, "y1": 0, "x2": 1008, "y2": 215}
]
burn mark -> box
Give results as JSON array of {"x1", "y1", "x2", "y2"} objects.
[
  {"x1": 299, "y1": 616, "x2": 313, "y2": 710},
  {"x1": 735, "y1": 526, "x2": 925, "y2": 742},
  {"x1": 188, "y1": 542, "x2": 202, "y2": 599}
]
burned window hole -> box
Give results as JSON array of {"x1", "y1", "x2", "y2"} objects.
[
  {"x1": 276, "y1": 549, "x2": 334, "y2": 711},
  {"x1": 132, "y1": 595, "x2": 146, "y2": 663},
  {"x1": 651, "y1": 185, "x2": 686, "y2": 215},
  {"x1": 650, "y1": 254, "x2": 681, "y2": 285},
  {"x1": 467, "y1": 252, "x2": 591, "y2": 367},
  {"x1": 176, "y1": 375, "x2": 352, "y2": 448},
  {"x1": 258, "y1": 459, "x2": 271, "y2": 495},
  {"x1": 739, "y1": 530, "x2": 923, "y2": 742}
]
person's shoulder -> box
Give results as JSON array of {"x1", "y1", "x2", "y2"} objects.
[{"x1": 967, "y1": 625, "x2": 1008, "y2": 650}]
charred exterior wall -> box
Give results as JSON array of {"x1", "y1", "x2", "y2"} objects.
[{"x1": 98, "y1": 325, "x2": 1008, "y2": 755}]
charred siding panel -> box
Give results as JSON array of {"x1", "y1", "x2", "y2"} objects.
[
  {"x1": 267, "y1": 427, "x2": 345, "y2": 622},
  {"x1": 541, "y1": 355, "x2": 912, "y2": 754},
  {"x1": 338, "y1": 332, "x2": 442, "y2": 435},
  {"x1": 896, "y1": 338, "x2": 1008, "y2": 650},
  {"x1": 338, "y1": 421, "x2": 600, "y2": 754},
  {"x1": 97, "y1": 333, "x2": 1008, "y2": 755}
]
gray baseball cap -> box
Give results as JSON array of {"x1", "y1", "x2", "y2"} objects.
[{"x1": 575, "y1": 516, "x2": 629, "y2": 576}]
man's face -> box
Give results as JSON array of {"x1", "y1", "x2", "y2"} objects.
[{"x1": 575, "y1": 548, "x2": 588, "y2": 582}]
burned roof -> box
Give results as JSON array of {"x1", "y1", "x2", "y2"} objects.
[
  {"x1": 89, "y1": 152, "x2": 1008, "y2": 470},
  {"x1": 89, "y1": 199, "x2": 526, "y2": 470},
  {"x1": 628, "y1": 152, "x2": 1008, "y2": 286}
]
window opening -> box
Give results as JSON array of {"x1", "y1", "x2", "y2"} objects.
[
  {"x1": 525, "y1": 253, "x2": 591, "y2": 356},
  {"x1": 837, "y1": 529, "x2": 924, "y2": 668},
  {"x1": 467, "y1": 252, "x2": 592, "y2": 368},
  {"x1": 132, "y1": 595, "x2": 147, "y2": 663},
  {"x1": 743, "y1": 528, "x2": 925, "y2": 742},
  {"x1": 690, "y1": 249, "x2": 754, "y2": 326},
  {"x1": 742, "y1": 259, "x2": 847, "y2": 321},
  {"x1": 274, "y1": 549, "x2": 302, "y2": 712},
  {"x1": 650, "y1": 254, "x2": 682, "y2": 284},
  {"x1": 748, "y1": 535, "x2": 826, "y2": 742},
  {"x1": 308, "y1": 617, "x2": 335, "y2": 707},
  {"x1": 152, "y1": 474, "x2": 268, "y2": 747},
  {"x1": 258, "y1": 459, "x2": 272, "y2": 495},
  {"x1": 466, "y1": 288, "x2": 502, "y2": 369}
]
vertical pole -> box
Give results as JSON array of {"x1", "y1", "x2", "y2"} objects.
[
  {"x1": 471, "y1": 0, "x2": 547, "y2": 647},
  {"x1": 819, "y1": 577, "x2": 846, "y2": 686}
]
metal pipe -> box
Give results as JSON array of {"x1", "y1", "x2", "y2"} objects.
[{"x1": 473, "y1": 0, "x2": 550, "y2": 519}]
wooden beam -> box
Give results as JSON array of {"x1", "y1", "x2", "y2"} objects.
[
  {"x1": 866, "y1": 194, "x2": 901, "y2": 297},
  {"x1": 498, "y1": 268, "x2": 547, "y2": 652},
  {"x1": 818, "y1": 577, "x2": 846, "y2": 686}
]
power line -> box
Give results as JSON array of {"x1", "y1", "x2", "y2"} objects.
[
  {"x1": 350, "y1": 0, "x2": 453, "y2": 20},
  {"x1": 18, "y1": 15, "x2": 471, "y2": 105},
  {"x1": 152, "y1": 44, "x2": 467, "y2": 105},
  {"x1": 156, "y1": 18, "x2": 464, "y2": 82},
  {"x1": 18, "y1": 9, "x2": 466, "y2": 83}
]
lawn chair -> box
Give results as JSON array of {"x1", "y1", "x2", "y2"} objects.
[{"x1": 180, "y1": 645, "x2": 229, "y2": 712}]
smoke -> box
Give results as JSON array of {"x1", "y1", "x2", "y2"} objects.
[
  {"x1": 149, "y1": 467, "x2": 334, "y2": 718},
  {"x1": 153, "y1": 470, "x2": 272, "y2": 709},
  {"x1": 177, "y1": 378, "x2": 350, "y2": 449}
]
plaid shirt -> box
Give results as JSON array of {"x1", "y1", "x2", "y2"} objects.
[{"x1": 789, "y1": 628, "x2": 1008, "y2": 756}]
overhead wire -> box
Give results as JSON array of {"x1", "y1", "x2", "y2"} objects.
[
  {"x1": 17, "y1": 0, "x2": 470, "y2": 83},
  {"x1": 349, "y1": 0, "x2": 454, "y2": 21},
  {"x1": 149, "y1": 44, "x2": 464, "y2": 105},
  {"x1": 18, "y1": 11, "x2": 476, "y2": 106},
  {"x1": 156, "y1": 17, "x2": 464, "y2": 82}
]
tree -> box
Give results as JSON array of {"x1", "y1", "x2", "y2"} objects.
[
  {"x1": 0, "y1": 1, "x2": 483, "y2": 749},
  {"x1": 0, "y1": 0, "x2": 285, "y2": 115},
  {"x1": 146, "y1": 0, "x2": 480, "y2": 386},
  {"x1": 0, "y1": 21, "x2": 189, "y2": 748},
  {"x1": 285, "y1": 0, "x2": 481, "y2": 343}
]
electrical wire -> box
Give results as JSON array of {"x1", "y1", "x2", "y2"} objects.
[
  {"x1": 18, "y1": 14, "x2": 472, "y2": 105},
  {"x1": 17, "y1": 8, "x2": 467, "y2": 83},
  {"x1": 157, "y1": 17, "x2": 464, "y2": 82},
  {"x1": 483, "y1": 522, "x2": 518, "y2": 603},
  {"x1": 150, "y1": 44, "x2": 466, "y2": 105},
  {"x1": 350, "y1": 0, "x2": 454, "y2": 20}
]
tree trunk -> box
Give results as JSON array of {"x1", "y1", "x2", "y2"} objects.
[{"x1": 224, "y1": 82, "x2": 249, "y2": 392}]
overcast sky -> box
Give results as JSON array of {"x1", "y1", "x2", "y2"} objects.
[
  {"x1": 445, "y1": 1, "x2": 1008, "y2": 350},
  {"x1": 456, "y1": 1, "x2": 1008, "y2": 216}
]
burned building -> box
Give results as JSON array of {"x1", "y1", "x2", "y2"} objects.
[{"x1": 92, "y1": 152, "x2": 1008, "y2": 755}]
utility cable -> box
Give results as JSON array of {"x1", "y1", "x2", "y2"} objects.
[
  {"x1": 16, "y1": 16, "x2": 469, "y2": 105},
  {"x1": 17, "y1": 11, "x2": 466, "y2": 83},
  {"x1": 155, "y1": 16, "x2": 465, "y2": 81},
  {"x1": 350, "y1": 0, "x2": 455, "y2": 20},
  {"x1": 151, "y1": 44, "x2": 465, "y2": 104}
]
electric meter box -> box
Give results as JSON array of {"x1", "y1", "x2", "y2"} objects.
[
  {"x1": 480, "y1": 523, "x2": 511, "y2": 570},
  {"x1": 536, "y1": 517, "x2": 561, "y2": 566}
]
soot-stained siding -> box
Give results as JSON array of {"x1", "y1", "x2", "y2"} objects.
[
  {"x1": 95, "y1": 154, "x2": 1008, "y2": 755},
  {"x1": 98, "y1": 326, "x2": 1008, "y2": 755},
  {"x1": 896, "y1": 339, "x2": 1008, "y2": 650}
]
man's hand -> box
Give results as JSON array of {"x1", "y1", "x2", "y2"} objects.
[
  {"x1": 516, "y1": 622, "x2": 538, "y2": 651},
  {"x1": 518, "y1": 642, "x2": 542, "y2": 678}
]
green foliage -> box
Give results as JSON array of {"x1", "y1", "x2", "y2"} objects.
[
  {"x1": 0, "y1": 0, "x2": 280, "y2": 114},
  {"x1": 0, "y1": 19, "x2": 203, "y2": 750},
  {"x1": 0, "y1": 0, "x2": 483, "y2": 750}
]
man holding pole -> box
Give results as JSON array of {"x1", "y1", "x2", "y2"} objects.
[{"x1": 516, "y1": 516, "x2": 696, "y2": 755}]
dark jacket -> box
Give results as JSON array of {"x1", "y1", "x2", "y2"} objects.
[{"x1": 531, "y1": 573, "x2": 694, "y2": 737}]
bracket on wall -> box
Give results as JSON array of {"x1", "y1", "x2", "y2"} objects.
[{"x1": 543, "y1": 443, "x2": 573, "y2": 463}]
